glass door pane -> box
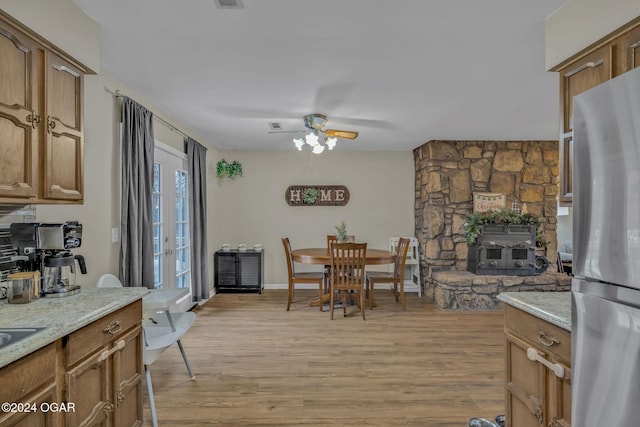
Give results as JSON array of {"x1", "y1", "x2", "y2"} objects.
[{"x1": 153, "y1": 143, "x2": 192, "y2": 311}]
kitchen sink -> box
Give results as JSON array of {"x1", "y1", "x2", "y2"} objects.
[{"x1": 0, "y1": 328, "x2": 46, "y2": 349}]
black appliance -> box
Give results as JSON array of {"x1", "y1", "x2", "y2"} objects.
[{"x1": 467, "y1": 224, "x2": 548, "y2": 276}]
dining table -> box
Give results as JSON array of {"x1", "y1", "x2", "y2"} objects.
[{"x1": 291, "y1": 247, "x2": 397, "y2": 308}]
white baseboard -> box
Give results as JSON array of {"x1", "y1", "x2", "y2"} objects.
[{"x1": 263, "y1": 283, "x2": 421, "y2": 293}]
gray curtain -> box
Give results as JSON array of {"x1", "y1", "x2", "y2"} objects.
[
  {"x1": 120, "y1": 97, "x2": 155, "y2": 288},
  {"x1": 185, "y1": 137, "x2": 210, "y2": 301}
]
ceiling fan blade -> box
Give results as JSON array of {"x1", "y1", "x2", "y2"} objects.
[
  {"x1": 324, "y1": 129, "x2": 358, "y2": 140},
  {"x1": 313, "y1": 83, "x2": 353, "y2": 112},
  {"x1": 267, "y1": 130, "x2": 306, "y2": 134},
  {"x1": 330, "y1": 117, "x2": 395, "y2": 130}
]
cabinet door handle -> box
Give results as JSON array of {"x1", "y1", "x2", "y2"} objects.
[
  {"x1": 537, "y1": 330, "x2": 560, "y2": 347},
  {"x1": 549, "y1": 418, "x2": 570, "y2": 427},
  {"x1": 47, "y1": 116, "x2": 56, "y2": 133},
  {"x1": 26, "y1": 111, "x2": 41, "y2": 128},
  {"x1": 564, "y1": 59, "x2": 604, "y2": 77},
  {"x1": 102, "y1": 401, "x2": 115, "y2": 415},
  {"x1": 103, "y1": 320, "x2": 122, "y2": 335},
  {"x1": 117, "y1": 391, "x2": 125, "y2": 405},
  {"x1": 98, "y1": 339, "x2": 126, "y2": 362},
  {"x1": 527, "y1": 347, "x2": 565, "y2": 378}
]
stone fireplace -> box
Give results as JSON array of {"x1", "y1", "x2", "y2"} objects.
[{"x1": 413, "y1": 140, "x2": 571, "y2": 309}]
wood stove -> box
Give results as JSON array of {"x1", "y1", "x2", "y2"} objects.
[{"x1": 467, "y1": 224, "x2": 548, "y2": 276}]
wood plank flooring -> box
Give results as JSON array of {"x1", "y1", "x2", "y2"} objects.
[{"x1": 143, "y1": 289, "x2": 505, "y2": 426}]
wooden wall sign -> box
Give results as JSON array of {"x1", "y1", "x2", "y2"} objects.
[
  {"x1": 473, "y1": 192, "x2": 506, "y2": 212},
  {"x1": 285, "y1": 185, "x2": 350, "y2": 206}
]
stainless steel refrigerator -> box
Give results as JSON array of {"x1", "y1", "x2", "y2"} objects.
[{"x1": 572, "y1": 65, "x2": 640, "y2": 426}]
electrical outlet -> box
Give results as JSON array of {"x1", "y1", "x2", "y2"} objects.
[{"x1": 111, "y1": 227, "x2": 119, "y2": 243}]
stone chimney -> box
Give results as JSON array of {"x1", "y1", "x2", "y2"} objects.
[{"x1": 413, "y1": 141, "x2": 559, "y2": 282}]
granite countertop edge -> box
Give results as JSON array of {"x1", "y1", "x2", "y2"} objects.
[
  {"x1": 0, "y1": 287, "x2": 150, "y2": 368},
  {"x1": 497, "y1": 291, "x2": 572, "y2": 332}
]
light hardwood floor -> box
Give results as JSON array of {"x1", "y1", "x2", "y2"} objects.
[{"x1": 143, "y1": 289, "x2": 505, "y2": 426}]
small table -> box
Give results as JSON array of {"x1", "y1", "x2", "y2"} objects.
[
  {"x1": 291, "y1": 248, "x2": 396, "y2": 265},
  {"x1": 291, "y1": 248, "x2": 397, "y2": 308}
]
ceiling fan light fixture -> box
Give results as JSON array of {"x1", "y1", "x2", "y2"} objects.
[
  {"x1": 293, "y1": 138, "x2": 305, "y2": 151},
  {"x1": 312, "y1": 144, "x2": 325, "y2": 154},
  {"x1": 304, "y1": 132, "x2": 320, "y2": 147},
  {"x1": 326, "y1": 137, "x2": 337, "y2": 150}
]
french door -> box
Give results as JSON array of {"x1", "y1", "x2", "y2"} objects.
[{"x1": 153, "y1": 142, "x2": 192, "y2": 311}]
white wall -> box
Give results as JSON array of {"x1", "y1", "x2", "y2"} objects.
[
  {"x1": 210, "y1": 150, "x2": 415, "y2": 284},
  {"x1": 546, "y1": 0, "x2": 640, "y2": 69}
]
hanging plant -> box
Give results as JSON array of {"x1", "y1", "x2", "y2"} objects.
[{"x1": 216, "y1": 159, "x2": 243, "y2": 180}]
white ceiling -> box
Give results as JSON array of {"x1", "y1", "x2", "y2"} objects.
[{"x1": 73, "y1": 0, "x2": 567, "y2": 152}]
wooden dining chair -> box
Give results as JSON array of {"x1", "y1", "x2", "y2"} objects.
[
  {"x1": 325, "y1": 234, "x2": 356, "y2": 292},
  {"x1": 329, "y1": 242, "x2": 367, "y2": 320},
  {"x1": 366, "y1": 237, "x2": 410, "y2": 310},
  {"x1": 282, "y1": 237, "x2": 325, "y2": 311}
]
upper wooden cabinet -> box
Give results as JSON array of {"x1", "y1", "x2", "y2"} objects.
[
  {"x1": 44, "y1": 51, "x2": 84, "y2": 201},
  {"x1": 0, "y1": 12, "x2": 89, "y2": 204},
  {"x1": 0, "y1": 19, "x2": 42, "y2": 200},
  {"x1": 553, "y1": 17, "x2": 640, "y2": 206},
  {"x1": 626, "y1": 26, "x2": 640, "y2": 71}
]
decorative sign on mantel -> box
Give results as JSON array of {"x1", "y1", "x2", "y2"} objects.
[
  {"x1": 473, "y1": 192, "x2": 506, "y2": 213},
  {"x1": 285, "y1": 185, "x2": 350, "y2": 206}
]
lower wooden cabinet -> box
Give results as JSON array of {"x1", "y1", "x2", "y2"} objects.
[
  {"x1": 0, "y1": 300, "x2": 143, "y2": 427},
  {"x1": 65, "y1": 301, "x2": 143, "y2": 427},
  {"x1": 0, "y1": 343, "x2": 59, "y2": 427},
  {"x1": 504, "y1": 305, "x2": 571, "y2": 427}
]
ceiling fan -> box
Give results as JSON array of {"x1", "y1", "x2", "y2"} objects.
[{"x1": 269, "y1": 113, "x2": 359, "y2": 153}]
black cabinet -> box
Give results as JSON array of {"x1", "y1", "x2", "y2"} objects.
[{"x1": 214, "y1": 250, "x2": 263, "y2": 294}]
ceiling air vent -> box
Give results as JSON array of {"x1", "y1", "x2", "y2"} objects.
[
  {"x1": 268, "y1": 122, "x2": 282, "y2": 131},
  {"x1": 214, "y1": 0, "x2": 244, "y2": 9}
]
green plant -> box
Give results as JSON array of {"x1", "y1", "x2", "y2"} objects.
[
  {"x1": 302, "y1": 188, "x2": 318, "y2": 204},
  {"x1": 216, "y1": 159, "x2": 243, "y2": 180},
  {"x1": 464, "y1": 208, "x2": 543, "y2": 245},
  {"x1": 335, "y1": 221, "x2": 348, "y2": 243}
]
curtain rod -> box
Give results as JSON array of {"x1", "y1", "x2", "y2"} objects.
[{"x1": 108, "y1": 87, "x2": 190, "y2": 140}]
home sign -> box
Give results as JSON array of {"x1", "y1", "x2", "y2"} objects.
[{"x1": 285, "y1": 185, "x2": 350, "y2": 206}]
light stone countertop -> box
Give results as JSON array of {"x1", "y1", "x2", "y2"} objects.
[
  {"x1": 0, "y1": 287, "x2": 149, "y2": 368},
  {"x1": 497, "y1": 291, "x2": 571, "y2": 332}
]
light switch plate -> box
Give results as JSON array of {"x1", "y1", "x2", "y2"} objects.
[{"x1": 111, "y1": 227, "x2": 119, "y2": 243}]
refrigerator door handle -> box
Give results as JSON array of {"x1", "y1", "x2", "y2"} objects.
[{"x1": 527, "y1": 347, "x2": 565, "y2": 378}]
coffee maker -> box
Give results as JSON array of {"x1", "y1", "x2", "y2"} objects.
[
  {"x1": 10, "y1": 222, "x2": 87, "y2": 298},
  {"x1": 38, "y1": 222, "x2": 86, "y2": 297}
]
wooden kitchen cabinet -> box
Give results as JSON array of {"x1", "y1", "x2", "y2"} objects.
[
  {"x1": 0, "y1": 17, "x2": 42, "y2": 201},
  {"x1": 504, "y1": 305, "x2": 571, "y2": 427},
  {"x1": 553, "y1": 17, "x2": 640, "y2": 206},
  {"x1": 43, "y1": 51, "x2": 84, "y2": 201},
  {"x1": 0, "y1": 342, "x2": 59, "y2": 427},
  {"x1": 626, "y1": 26, "x2": 640, "y2": 71},
  {"x1": 65, "y1": 300, "x2": 143, "y2": 427},
  {"x1": 0, "y1": 11, "x2": 88, "y2": 204}
]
